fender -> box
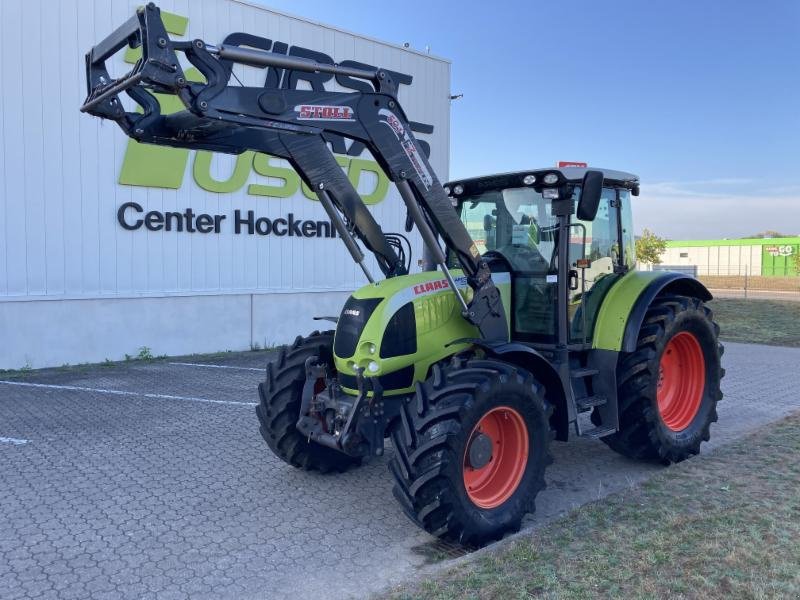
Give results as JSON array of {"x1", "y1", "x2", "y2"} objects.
[
  {"x1": 593, "y1": 271, "x2": 712, "y2": 353},
  {"x1": 465, "y1": 339, "x2": 570, "y2": 440}
]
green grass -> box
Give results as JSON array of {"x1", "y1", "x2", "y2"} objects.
[
  {"x1": 711, "y1": 298, "x2": 800, "y2": 347},
  {"x1": 383, "y1": 413, "x2": 800, "y2": 600}
]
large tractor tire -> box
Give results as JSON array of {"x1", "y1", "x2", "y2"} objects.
[
  {"x1": 597, "y1": 294, "x2": 724, "y2": 463},
  {"x1": 256, "y1": 331, "x2": 361, "y2": 473},
  {"x1": 389, "y1": 358, "x2": 553, "y2": 545}
]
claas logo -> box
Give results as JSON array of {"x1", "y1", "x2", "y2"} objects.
[{"x1": 413, "y1": 279, "x2": 450, "y2": 295}]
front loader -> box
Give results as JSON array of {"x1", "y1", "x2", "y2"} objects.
[{"x1": 82, "y1": 4, "x2": 724, "y2": 545}]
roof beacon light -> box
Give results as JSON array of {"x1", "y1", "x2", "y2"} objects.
[
  {"x1": 543, "y1": 173, "x2": 559, "y2": 185},
  {"x1": 522, "y1": 174, "x2": 536, "y2": 185}
]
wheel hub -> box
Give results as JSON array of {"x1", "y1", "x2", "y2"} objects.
[
  {"x1": 467, "y1": 432, "x2": 493, "y2": 469},
  {"x1": 463, "y1": 406, "x2": 529, "y2": 509},
  {"x1": 657, "y1": 331, "x2": 706, "y2": 431}
]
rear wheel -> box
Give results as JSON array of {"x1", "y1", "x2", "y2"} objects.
[
  {"x1": 597, "y1": 294, "x2": 724, "y2": 463},
  {"x1": 256, "y1": 331, "x2": 361, "y2": 473},
  {"x1": 389, "y1": 358, "x2": 552, "y2": 545}
]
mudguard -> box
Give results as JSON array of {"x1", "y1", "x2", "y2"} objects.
[
  {"x1": 465, "y1": 339, "x2": 569, "y2": 439},
  {"x1": 593, "y1": 271, "x2": 712, "y2": 353}
]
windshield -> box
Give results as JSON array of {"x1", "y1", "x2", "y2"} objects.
[{"x1": 456, "y1": 187, "x2": 558, "y2": 272}]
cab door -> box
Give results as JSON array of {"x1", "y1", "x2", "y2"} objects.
[{"x1": 568, "y1": 188, "x2": 625, "y2": 344}]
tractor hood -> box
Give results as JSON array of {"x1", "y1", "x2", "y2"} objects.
[{"x1": 333, "y1": 270, "x2": 511, "y2": 396}]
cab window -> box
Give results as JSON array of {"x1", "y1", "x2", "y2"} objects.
[{"x1": 569, "y1": 188, "x2": 622, "y2": 343}]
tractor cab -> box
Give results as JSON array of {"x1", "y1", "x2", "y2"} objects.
[{"x1": 446, "y1": 168, "x2": 639, "y2": 348}]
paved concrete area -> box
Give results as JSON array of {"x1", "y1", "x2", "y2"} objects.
[{"x1": 1, "y1": 341, "x2": 799, "y2": 600}]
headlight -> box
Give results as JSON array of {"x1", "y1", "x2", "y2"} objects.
[
  {"x1": 443, "y1": 186, "x2": 451, "y2": 195},
  {"x1": 522, "y1": 174, "x2": 536, "y2": 185},
  {"x1": 453, "y1": 184, "x2": 464, "y2": 195},
  {"x1": 367, "y1": 361, "x2": 380, "y2": 373},
  {"x1": 543, "y1": 173, "x2": 559, "y2": 185}
]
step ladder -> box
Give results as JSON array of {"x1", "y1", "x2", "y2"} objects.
[{"x1": 571, "y1": 367, "x2": 615, "y2": 439}]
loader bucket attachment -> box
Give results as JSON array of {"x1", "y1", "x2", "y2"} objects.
[{"x1": 81, "y1": 4, "x2": 188, "y2": 126}]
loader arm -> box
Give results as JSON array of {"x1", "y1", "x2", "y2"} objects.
[{"x1": 80, "y1": 3, "x2": 508, "y2": 341}]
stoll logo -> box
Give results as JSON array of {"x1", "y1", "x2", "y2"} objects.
[{"x1": 117, "y1": 11, "x2": 435, "y2": 213}]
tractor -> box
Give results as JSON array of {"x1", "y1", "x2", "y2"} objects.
[{"x1": 82, "y1": 4, "x2": 724, "y2": 545}]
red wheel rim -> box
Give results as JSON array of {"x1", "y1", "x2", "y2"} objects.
[
  {"x1": 657, "y1": 332, "x2": 706, "y2": 431},
  {"x1": 463, "y1": 406, "x2": 529, "y2": 509}
]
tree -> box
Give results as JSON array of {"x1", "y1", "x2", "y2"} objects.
[
  {"x1": 636, "y1": 229, "x2": 667, "y2": 265},
  {"x1": 746, "y1": 230, "x2": 795, "y2": 239}
]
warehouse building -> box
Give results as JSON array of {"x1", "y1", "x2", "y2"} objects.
[
  {"x1": 658, "y1": 237, "x2": 800, "y2": 277},
  {"x1": 0, "y1": 0, "x2": 448, "y2": 369}
]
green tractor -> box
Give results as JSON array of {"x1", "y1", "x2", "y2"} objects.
[
  {"x1": 83, "y1": 4, "x2": 724, "y2": 546},
  {"x1": 258, "y1": 168, "x2": 724, "y2": 544}
]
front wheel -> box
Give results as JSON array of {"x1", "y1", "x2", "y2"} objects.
[
  {"x1": 596, "y1": 294, "x2": 724, "y2": 463},
  {"x1": 256, "y1": 331, "x2": 361, "y2": 473},
  {"x1": 389, "y1": 358, "x2": 553, "y2": 545}
]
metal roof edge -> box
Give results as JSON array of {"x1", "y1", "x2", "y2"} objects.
[
  {"x1": 230, "y1": 0, "x2": 452, "y2": 64},
  {"x1": 665, "y1": 237, "x2": 800, "y2": 248},
  {"x1": 447, "y1": 167, "x2": 639, "y2": 186}
]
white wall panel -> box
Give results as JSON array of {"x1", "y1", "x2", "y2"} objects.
[
  {"x1": 0, "y1": 0, "x2": 450, "y2": 301},
  {"x1": 0, "y1": 0, "x2": 450, "y2": 368},
  {"x1": 660, "y1": 244, "x2": 766, "y2": 277}
]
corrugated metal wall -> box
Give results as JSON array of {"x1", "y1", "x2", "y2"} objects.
[
  {"x1": 660, "y1": 245, "x2": 763, "y2": 275},
  {"x1": 0, "y1": 0, "x2": 450, "y2": 301}
]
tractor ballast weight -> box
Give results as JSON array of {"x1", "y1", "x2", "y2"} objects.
[{"x1": 82, "y1": 5, "x2": 724, "y2": 545}]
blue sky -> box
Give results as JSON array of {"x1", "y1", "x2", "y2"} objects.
[{"x1": 254, "y1": 0, "x2": 799, "y2": 238}]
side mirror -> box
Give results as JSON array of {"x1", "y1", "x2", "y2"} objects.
[{"x1": 576, "y1": 170, "x2": 604, "y2": 221}]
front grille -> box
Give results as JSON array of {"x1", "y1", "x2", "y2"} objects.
[
  {"x1": 333, "y1": 297, "x2": 382, "y2": 358},
  {"x1": 380, "y1": 302, "x2": 417, "y2": 358}
]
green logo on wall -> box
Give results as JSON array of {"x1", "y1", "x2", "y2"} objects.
[
  {"x1": 762, "y1": 244, "x2": 799, "y2": 277},
  {"x1": 117, "y1": 12, "x2": 390, "y2": 205}
]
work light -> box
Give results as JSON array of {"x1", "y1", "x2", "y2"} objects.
[{"x1": 543, "y1": 173, "x2": 559, "y2": 185}]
